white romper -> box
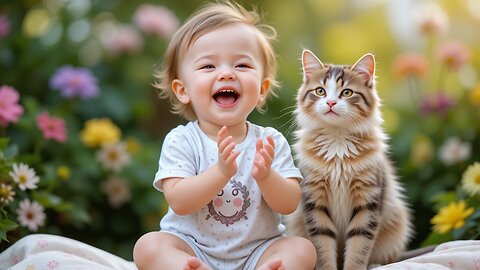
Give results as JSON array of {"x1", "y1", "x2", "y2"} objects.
[{"x1": 154, "y1": 121, "x2": 302, "y2": 270}]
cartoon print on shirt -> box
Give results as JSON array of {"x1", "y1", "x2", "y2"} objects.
[{"x1": 206, "y1": 179, "x2": 250, "y2": 226}]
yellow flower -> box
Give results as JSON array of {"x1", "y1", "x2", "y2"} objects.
[
  {"x1": 470, "y1": 83, "x2": 480, "y2": 106},
  {"x1": 125, "y1": 136, "x2": 140, "y2": 154},
  {"x1": 56, "y1": 166, "x2": 70, "y2": 181},
  {"x1": 431, "y1": 201, "x2": 474, "y2": 234},
  {"x1": 462, "y1": 162, "x2": 480, "y2": 196},
  {"x1": 80, "y1": 118, "x2": 121, "y2": 148},
  {"x1": 410, "y1": 134, "x2": 433, "y2": 166}
]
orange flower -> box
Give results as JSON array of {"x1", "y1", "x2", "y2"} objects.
[{"x1": 392, "y1": 52, "x2": 429, "y2": 80}]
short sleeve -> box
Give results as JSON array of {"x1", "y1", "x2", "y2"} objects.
[
  {"x1": 153, "y1": 129, "x2": 197, "y2": 191},
  {"x1": 270, "y1": 130, "x2": 303, "y2": 181}
]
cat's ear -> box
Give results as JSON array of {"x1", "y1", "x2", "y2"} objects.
[
  {"x1": 302, "y1": 50, "x2": 324, "y2": 81},
  {"x1": 351, "y1": 53, "x2": 375, "y2": 87}
]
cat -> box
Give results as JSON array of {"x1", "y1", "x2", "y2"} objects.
[{"x1": 286, "y1": 50, "x2": 412, "y2": 270}]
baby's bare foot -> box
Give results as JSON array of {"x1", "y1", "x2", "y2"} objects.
[
  {"x1": 184, "y1": 257, "x2": 211, "y2": 270},
  {"x1": 257, "y1": 259, "x2": 285, "y2": 270}
]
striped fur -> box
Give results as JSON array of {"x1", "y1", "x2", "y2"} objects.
[{"x1": 286, "y1": 50, "x2": 412, "y2": 270}]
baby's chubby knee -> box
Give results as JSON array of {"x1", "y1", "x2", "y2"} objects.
[
  {"x1": 289, "y1": 236, "x2": 317, "y2": 262},
  {"x1": 133, "y1": 232, "x2": 165, "y2": 265}
]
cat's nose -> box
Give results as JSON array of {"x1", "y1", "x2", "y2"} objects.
[{"x1": 327, "y1": 100, "x2": 337, "y2": 108}]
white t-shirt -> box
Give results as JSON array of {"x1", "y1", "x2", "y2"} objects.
[{"x1": 154, "y1": 121, "x2": 302, "y2": 263}]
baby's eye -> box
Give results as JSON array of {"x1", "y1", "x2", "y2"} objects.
[
  {"x1": 341, "y1": 89, "x2": 353, "y2": 97},
  {"x1": 236, "y1": 63, "x2": 250, "y2": 68},
  {"x1": 314, "y1": 87, "x2": 326, "y2": 96},
  {"x1": 200, "y1": 64, "x2": 215, "y2": 70}
]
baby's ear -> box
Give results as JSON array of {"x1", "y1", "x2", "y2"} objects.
[
  {"x1": 302, "y1": 50, "x2": 324, "y2": 82},
  {"x1": 172, "y1": 79, "x2": 190, "y2": 104},
  {"x1": 351, "y1": 53, "x2": 375, "y2": 87}
]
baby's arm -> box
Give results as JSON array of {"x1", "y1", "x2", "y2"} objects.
[
  {"x1": 253, "y1": 136, "x2": 301, "y2": 215},
  {"x1": 162, "y1": 126, "x2": 240, "y2": 215}
]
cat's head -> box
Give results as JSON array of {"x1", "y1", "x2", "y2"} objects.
[{"x1": 295, "y1": 49, "x2": 382, "y2": 132}]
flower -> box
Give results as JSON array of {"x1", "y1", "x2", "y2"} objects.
[
  {"x1": 410, "y1": 134, "x2": 433, "y2": 166},
  {"x1": 50, "y1": 66, "x2": 99, "y2": 100},
  {"x1": 16, "y1": 199, "x2": 46, "y2": 232},
  {"x1": 436, "y1": 40, "x2": 470, "y2": 71},
  {"x1": 125, "y1": 136, "x2": 140, "y2": 154},
  {"x1": 36, "y1": 112, "x2": 67, "y2": 142},
  {"x1": 392, "y1": 52, "x2": 429, "y2": 79},
  {"x1": 101, "y1": 24, "x2": 143, "y2": 56},
  {"x1": 80, "y1": 118, "x2": 121, "y2": 148},
  {"x1": 438, "y1": 137, "x2": 471, "y2": 166},
  {"x1": 56, "y1": 166, "x2": 70, "y2": 181},
  {"x1": 9, "y1": 163, "x2": 40, "y2": 191},
  {"x1": 101, "y1": 176, "x2": 131, "y2": 208},
  {"x1": 412, "y1": 0, "x2": 449, "y2": 37},
  {"x1": 420, "y1": 92, "x2": 455, "y2": 116},
  {"x1": 462, "y1": 162, "x2": 480, "y2": 197},
  {"x1": 0, "y1": 184, "x2": 15, "y2": 204},
  {"x1": 133, "y1": 4, "x2": 179, "y2": 38},
  {"x1": 431, "y1": 201, "x2": 474, "y2": 234},
  {"x1": 470, "y1": 83, "x2": 480, "y2": 106},
  {"x1": 0, "y1": 85, "x2": 24, "y2": 128},
  {"x1": 96, "y1": 142, "x2": 131, "y2": 172},
  {"x1": 0, "y1": 15, "x2": 11, "y2": 39}
]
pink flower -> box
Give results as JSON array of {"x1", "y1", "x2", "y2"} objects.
[
  {"x1": 0, "y1": 85, "x2": 24, "y2": 128},
  {"x1": 436, "y1": 40, "x2": 470, "y2": 71},
  {"x1": 101, "y1": 25, "x2": 143, "y2": 56},
  {"x1": 0, "y1": 15, "x2": 11, "y2": 39},
  {"x1": 16, "y1": 199, "x2": 46, "y2": 231},
  {"x1": 36, "y1": 112, "x2": 67, "y2": 142},
  {"x1": 133, "y1": 4, "x2": 179, "y2": 38},
  {"x1": 420, "y1": 91, "x2": 455, "y2": 116}
]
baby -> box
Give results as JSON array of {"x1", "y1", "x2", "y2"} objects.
[{"x1": 133, "y1": 2, "x2": 316, "y2": 270}]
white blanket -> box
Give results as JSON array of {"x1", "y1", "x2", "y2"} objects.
[{"x1": 0, "y1": 234, "x2": 479, "y2": 270}]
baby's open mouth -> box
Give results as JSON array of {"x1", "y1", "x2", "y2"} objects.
[{"x1": 213, "y1": 89, "x2": 239, "y2": 106}]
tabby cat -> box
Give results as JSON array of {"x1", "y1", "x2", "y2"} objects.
[{"x1": 286, "y1": 50, "x2": 412, "y2": 270}]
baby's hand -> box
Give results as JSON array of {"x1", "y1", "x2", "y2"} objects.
[
  {"x1": 217, "y1": 126, "x2": 240, "y2": 178},
  {"x1": 252, "y1": 136, "x2": 275, "y2": 181}
]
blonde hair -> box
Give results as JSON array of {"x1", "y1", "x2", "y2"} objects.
[{"x1": 154, "y1": 1, "x2": 279, "y2": 121}]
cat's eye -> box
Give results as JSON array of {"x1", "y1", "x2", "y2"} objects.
[
  {"x1": 341, "y1": 89, "x2": 353, "y2": 97},
  {"x1": 314, "y1": 87, "x2": 326, "y2": 96}
]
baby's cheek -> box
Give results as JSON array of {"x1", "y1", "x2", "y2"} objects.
[
  {"x1": 233, "y1": 198, "x2": 242, "y2": 207},
  {"x1": 214, "y1": 198, "x2": 223, "y2": 207}
]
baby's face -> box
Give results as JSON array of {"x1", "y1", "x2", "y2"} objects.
[{"x1": 175, "y1": 23, "x2": 269, "y2": 131}]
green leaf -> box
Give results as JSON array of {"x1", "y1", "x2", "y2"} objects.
[
  {"x1": 421, "y1": 231, "x2": 454, "y2": 247},
  {"x1": 0, "y1": 219, "x2": 18, "y2": 231}
]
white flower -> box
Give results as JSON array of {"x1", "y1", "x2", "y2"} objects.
[
  {"x1": 16, "y1": 199, "x2": 46, "y2": 231},
  {"x1": 101, "y1": 176, "x2": 131, "y2": 208},
  {"x1": 96, "y1": 142, "x2": 131, "y2": 172},
  {"x1": 0, "y1": 183, "x2": 15, "y2": 204},
  {"x1": 438, "y1": 137, "x2": 471, "y2": 165},
  {"x1": 9, "y1": 163, "x2": 40, "y2": 190}
]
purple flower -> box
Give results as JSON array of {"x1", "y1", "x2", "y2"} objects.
[
  {"x1": 420, "y1": 91, "x2": 455, "y2": 116},
  {"x1": 50, "y1": 66, "x2": 99, "y2": 100},
  {"x1": 0, "y1": 15, "x2": 10, "y2": 39}
]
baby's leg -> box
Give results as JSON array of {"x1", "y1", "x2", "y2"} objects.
[
  {"x1": 255, "y1": 236, "x2": 316, "y2": 270},
  {"x1": 133, "y1": 231, "x2": 211, "y2": 270}
]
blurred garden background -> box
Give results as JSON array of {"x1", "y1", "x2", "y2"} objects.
[{"x1": 1, "y1": 0, "x2": 479, "y2": 260}]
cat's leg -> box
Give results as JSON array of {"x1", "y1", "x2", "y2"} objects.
[
  {"x1": 343, "y1": 178, "x2": 383, "y2": 270},
  {"x1": 302, "y1": 185, "x2": 337, "y2": 270},
  {"x1": 368, "y1": 203, "x2": 411, "y2": 265}
]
